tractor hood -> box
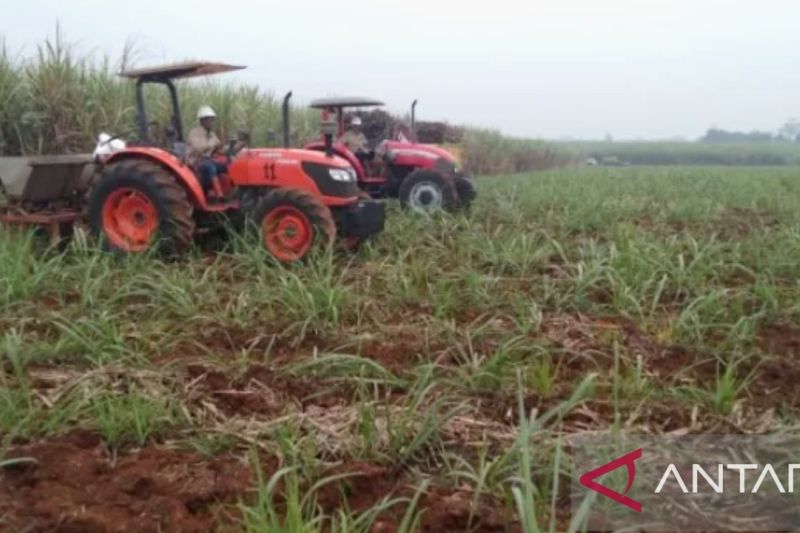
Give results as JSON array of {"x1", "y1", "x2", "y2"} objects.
[
  {"x1": 243, "y1": 148, "x2": 353, "y2": 169},
  {"x1": 228, "y1": 148, "x2": 359, "y2": 196},
  {"x1": 380, "y1": 140, "x2": 460, "y2": 172}
]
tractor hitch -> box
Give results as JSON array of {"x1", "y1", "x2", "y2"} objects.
[{"x1": 333, "y1": 199, "x2": 386, "y2": 240}]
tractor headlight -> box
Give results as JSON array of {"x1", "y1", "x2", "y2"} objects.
[{"x1": 329, "y1": 168, "x2": 356, "y2": 182}]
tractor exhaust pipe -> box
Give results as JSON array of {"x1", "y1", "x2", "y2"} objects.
[
  {"x1": 411, "y1": 99, "x2": 418, "y2": 142},
  {"x1": 320, "y1": 109, "x2": 337, "y2": 158},
  {"x1": 282, "y1": 91, "x2": 292, "y2": 148}
]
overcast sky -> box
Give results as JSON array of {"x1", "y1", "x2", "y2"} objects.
[{"x1": 3, "y1": 0, "x2": 799, "y2": 139}]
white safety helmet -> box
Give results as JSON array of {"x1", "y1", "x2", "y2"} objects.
[
  {"x1": 197, "y1": 105, "x2": 217, "y2": 120},
  {"x1": 93, "y1": 132, "x2": 126, "y2": 159},
  {"x1": 350, "y1": 116, "x2": 362, "y2": 127}
]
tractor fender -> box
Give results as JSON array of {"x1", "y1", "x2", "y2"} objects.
[
  {"x1": 104, "y1": 147, "x2": 207, "y2": 208},
  {"x1": 382, "y1": 141, "x2": 459, "y2": 173},
  {"x1": 387, "y1": 149, "x2": 448, "y2": 171},
  {"x1": 390, "y1": 151, "x2": 439, "y2": 169},
  {"x1": 385, "y1": 141, "x2": 458, "y2": 164}
]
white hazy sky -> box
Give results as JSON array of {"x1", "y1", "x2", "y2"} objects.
[{"x1": 3, "y1": 0, "x2": 799, "y2": 139}]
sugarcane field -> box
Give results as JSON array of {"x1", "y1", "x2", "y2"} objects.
[{"x1": 2, "y1": 2, "x2": 800, "y2": 532}]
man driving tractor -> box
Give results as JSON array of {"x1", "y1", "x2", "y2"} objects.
[
  {"x1": 339, "y1": 116, "x2": 369, "y2": 155},
  {"x1": 187, "y1": 105, "x2": 226, "y2": 190}
]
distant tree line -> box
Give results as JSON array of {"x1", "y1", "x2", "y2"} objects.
[{"x1": 701, "y1": 119, "x2": 800, "y2": 143}]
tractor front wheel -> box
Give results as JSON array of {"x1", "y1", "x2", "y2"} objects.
[
  {"x1": 252, "y1": 188, "x2": 336, "y2": 262},
  {"x1": 398, "y1": 169, "x2": 458, "y2": 213},
  {"x1": 88, "y1": 160, "x2": 194, "y2": 255}
]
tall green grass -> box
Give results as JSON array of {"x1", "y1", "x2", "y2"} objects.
[
  {"x1": 565, "y1": 140, "x2": 800, "y2": 166},
  {"x1": 2, "y1": 165, "x2": 800, "y2": 529},
  {"x1": 462, "y1": 129, "x2": 573, "y2": 175},
  {"x1": 0, "y1": 31, "x2": 319, "y2": 156},
  {"x1": 0, "y1": 32, "x2": 571, "y2": 175}
]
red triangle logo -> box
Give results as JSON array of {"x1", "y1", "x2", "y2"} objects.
[{"x1": 579, "y1": 448, "x2": 643, "y2": 513}]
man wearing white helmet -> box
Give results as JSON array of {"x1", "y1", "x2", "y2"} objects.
[
  {"x1": 339, "y1": 115, "x2": 369, "y2": 155},
  {"x1": 188, "y1": 105, "x2": 226, "y2": 191}
]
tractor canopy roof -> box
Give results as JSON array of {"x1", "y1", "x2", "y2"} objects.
[
  {"x1": 309, "y1": 97, "x2": 385, "y2": 109},
  {"x1": 120, "y1": 61, "x2": 245, "y2": 81}
]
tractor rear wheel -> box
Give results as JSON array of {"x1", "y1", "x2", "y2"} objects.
[
  {"x1": 251, "y1": 188, "x2": 336, "y2": 262},
  {"x1": 88, "y1": 160, "x2": 194, "y2": 255},
  {"x1": 398, "y1": 169, "x2": 458, "y2": 213}
]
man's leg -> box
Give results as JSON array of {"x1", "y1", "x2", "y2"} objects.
[{"x1": 197, "y1": 160, "x2": 216, "y2": 190}]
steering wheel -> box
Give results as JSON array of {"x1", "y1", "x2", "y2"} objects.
[
  {"x1": 226, "y1": 139, "x2": 238, "y2": 158},
  {"x1": 225, "y1": 130, "x2": 251, "y2": 158}
]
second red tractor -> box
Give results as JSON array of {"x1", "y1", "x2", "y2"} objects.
[{"x1": 284, "y1": 96, "x2": 476, "y2": 213}]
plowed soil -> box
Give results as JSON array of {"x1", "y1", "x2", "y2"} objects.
[
  {"x1": 0, "y1": 432, "x2": 251, "y2": 533},
  {"x1": 0, "y1": 432, "x2": 517, "y2": 532}
]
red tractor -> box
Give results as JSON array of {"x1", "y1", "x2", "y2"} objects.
[
  {"x1": 286, "y1": 96, "x2": 476, "y2": 213},
  {"x1": 0, "y1": 62, "x2": 385, "y2": 262}
]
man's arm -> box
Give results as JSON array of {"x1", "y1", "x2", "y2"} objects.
[{"x1": 211, "y1": 133, "x2": 226, "y2": 154}]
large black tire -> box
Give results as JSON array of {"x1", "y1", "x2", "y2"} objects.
[
  {"x1": 398, "y1": 169, "x2": 458, "y2": 213},
  {"x1": 455, "y1": 175, "x2": 477, "y2": 210},
  {"x1": 88, "y1": 160, "x2": 194, "y2": 255},
  {"x1": 250, "y1": 188, "x2": 336, "y2": 262}
]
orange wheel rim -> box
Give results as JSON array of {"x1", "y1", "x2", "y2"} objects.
[
  {"x1": 263, "y1": 206, "x2": 313, "y2": 262},
  {"x1": 101, "y1": 188, "x2": 158, "y2": 252}
]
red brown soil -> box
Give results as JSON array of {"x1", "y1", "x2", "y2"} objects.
[
  {"x1": 0, "y1": 431, "x2": 252, "y2": 533},
  {"x1": 359, "y1": 339, "x2": 425, "y2": 373},
  {"x1": 14, "y1": 312, "x2": 796, "y2": 531},
  {"x1": 759, "y1": 323, "x2": 800, "y2": 358},
  {"x1": 469, "y1": 314, "x2": 720, "y2": 429},
  {"x1": 185, "y1": 363, "x2": 347, "y2": 416},
  {"x1": 1, "y1": 433, "x2": 518, "y2": 533},
  {"x1": 540, "y1": 314, "x2": 718, "y2": 382},
  {"x1": 747, "y1": 323, "x2": 800, "y2": 408},
  {"x1": 153, "y1": 325, "x2": 326, "y2": 366},
  {"x1": 417, "y1": 486, "x2": 512, "y2": 532},
  {"x1": 315, "y1": 462, "x2": 515, "y2": 532},
  {"x1": 358, "y1": 326, "x2": 449, "y2": 374}
]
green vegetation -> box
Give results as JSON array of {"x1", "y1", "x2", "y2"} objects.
[
  {"x1": 565, "y1": 140, "x2": 800, "y2": 166},
  {"x1": 2, "y1": 165, "x2": 800, "y2": 530},
  {"x1": 0, "y1": 32, "x2": 568, "y2": 174},
  {"x1": 0, "y1": 31, "x2": 324, "y2": 156},
  {"x1": 463, "y1": 129, "x2": 572, "y2": 174}
]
